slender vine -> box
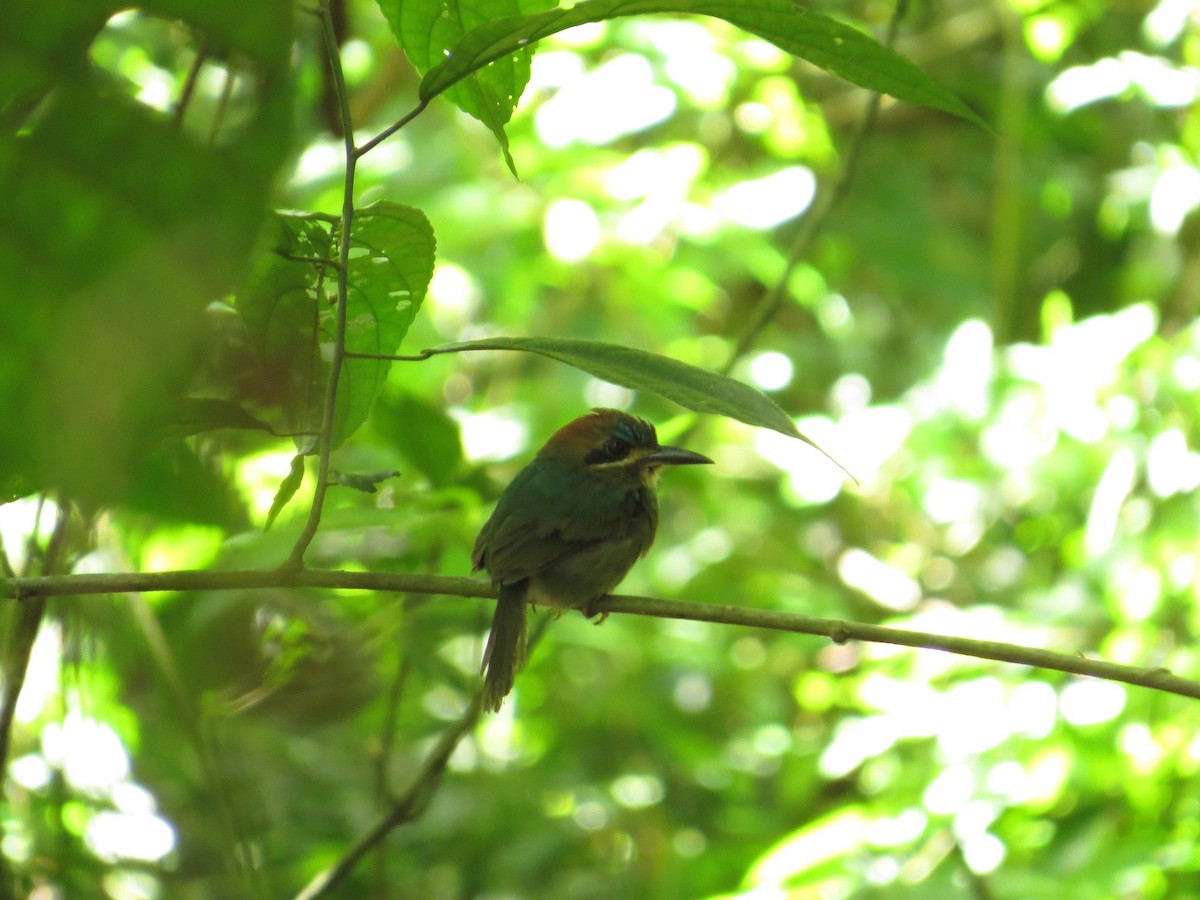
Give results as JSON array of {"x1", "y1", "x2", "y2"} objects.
[
  {"x1": 5, "y1": 570, "x2": 1199, "y2": 702},
  {"x1": 284, "y1": 0, "x2": 362, "y2": 568}
]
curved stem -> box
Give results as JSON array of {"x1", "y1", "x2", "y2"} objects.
[
  {"x1": 286, "y1": 0, "x2": 359, "y2": 569},
  {"x1": 296, "y1": 620, "x2": 549, "y2": 900},
  {"x1": 356, "y1": 99, "x2": 430, "y2": 159},
  {"x1": 294, "y1": 692, "x2": 484, "y2": 900}
]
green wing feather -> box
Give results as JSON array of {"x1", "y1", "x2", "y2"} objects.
[{"x1": 474, "y1": 457, "x2": 655, "y2": 585}]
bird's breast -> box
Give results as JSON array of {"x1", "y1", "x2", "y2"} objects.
[{"x1": 527, "y1": 527, "x2": 653, "y2": 609}]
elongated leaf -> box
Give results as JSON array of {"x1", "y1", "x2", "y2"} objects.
[
  {"x1": 375, "y1": 0, "x2": 556, "y2": 174},
  {"x1": 422, "y1": 337, "x2": 846, "y2": 469},
  {"x1": 156, "y1": 398, "x2": 277, "y2": 443},
  {"x1": 373, "y1": 391, "x2": 465, "y2": 486},
  {"x1": 266, "y1": 453, "x2": 306, "y2": 530},
  {"x1": 333, "y1": 202, "x2": 436, "y2": 447},
  {"x1": 420, "y1": 0, "x2": 983, "y2": 126}
]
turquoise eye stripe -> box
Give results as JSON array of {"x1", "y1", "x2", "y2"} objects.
[{"x1": 611, "y1": 416, "x2": 655, "y2": 448}]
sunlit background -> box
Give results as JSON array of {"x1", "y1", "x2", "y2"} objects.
[{"x1": 6, "y1": 0, "x2": 1200, "y2": 896}]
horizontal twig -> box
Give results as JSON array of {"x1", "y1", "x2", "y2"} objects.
[
  {"x1": 5, "y1": 569, "x2": 492, "y2": 600},
  {"x1": 4, "y1": 568, "x2": 1197, "y2": 700}
]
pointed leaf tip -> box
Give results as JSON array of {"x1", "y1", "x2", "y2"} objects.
[{"x1": 418, "y1": 336, "x2": 855, "y2": 480}]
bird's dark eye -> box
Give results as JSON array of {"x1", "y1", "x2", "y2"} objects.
[
  {"x1": 603, "y1": 437, "x2": 629, "y2": 459},
  {"x1": 586, "y1": 436, "x2": 632, "y2": 465}
]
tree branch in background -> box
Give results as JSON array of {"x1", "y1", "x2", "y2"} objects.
[
  {"x1": 724, "y1": 0, "x2": 910, "y2": 373},
  {"x1": 129, "y1": 596, "x2": 270, "y2": 898},
  {"x1": 294, "y1": 692, "x2": 486, "y2": 900},
  {"x1": 297, "y1": 618, "x2": 551, "y2": 900},
  {"x1": 170, "y1": 39, "x2": 208, "y2": 130},
  {"x1": 5, "y1": 569, "x2": 1198, "y2": 701},
  {"x1": 0, "y1": 496, "x2": 70, "y2": 802}
]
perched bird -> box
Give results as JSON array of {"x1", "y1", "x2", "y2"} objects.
[{"x1": 472, "y1": 409, "x2": 713, "y2": 711}]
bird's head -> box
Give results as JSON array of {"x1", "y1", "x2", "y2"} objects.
[{"x1": 539, "y1": 409, "x2": 713, "y2": 486}]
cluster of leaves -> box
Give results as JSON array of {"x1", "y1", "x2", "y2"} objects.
[{"x1": 4, "y1": 0, "x2": 1200, "y2": 897}]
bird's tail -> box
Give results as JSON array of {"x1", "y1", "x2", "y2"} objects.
[{"x1": 481, "y1": 584, "x2": 528, "y2": 712}]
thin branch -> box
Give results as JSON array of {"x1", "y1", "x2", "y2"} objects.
[
  {"x1": 6, "y1": 570, "x2": 491, "y2": 600},
  {"x1": 294, "y1": 692, "x2": 484, "y2": 900},
  {"x1": 274, "y1": 253, "x2": 343, "y2": 271},
  {"x1": 723, "y1": 0, "x2": 910, "y2": 374},
  {"x1": 285, "y1": 0, "x2": 360, "y2": 569},
  {"x1": 4, "y1": 569, "x2": 1199, "y2": 701},
  {"x1": 355, "y1": 99, "x2": 431, "y2": 159},
  {"x1": 208, "y1": 60, "x2": 237, "y2": 148},
  {"x1": 129, "y1": 597, "x2": 271, "y2": 898},
  {"x1": 343, "y1": 349, "x2": 433, "y2": 361},
  {"x1": 0, "y1": 597, "x2": 46, "y2": 797},
  {"x1": 950, "y1": 836, "x2": 996, "y2": 900},
  {"x1": 0, "y1": 496, "x2": 70, "y2": 800},
  {"x1": 301, "y1": 617, "x2": 551, "y2": 900},
  {"x1": 597, "y1": 593, "x2": 1200, "y2": 699},
  {"x1": 279, "y1": 210, "x2": 342, "y2": 224},
  {"x1": 171, "y1": 41, "x2": 209, "y2": 130}
]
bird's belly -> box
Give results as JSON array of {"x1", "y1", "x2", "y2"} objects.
[{"x1": 526, "y1": 533, "x2": 647, "y2": 610}]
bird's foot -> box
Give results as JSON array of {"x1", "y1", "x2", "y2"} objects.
[{"x1": 581, "y1": 596, "x2": 610, "y2": 623}]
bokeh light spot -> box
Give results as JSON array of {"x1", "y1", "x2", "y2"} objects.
[{"x1": 544, "y1": 198, "x2": 601, "y2": 262}]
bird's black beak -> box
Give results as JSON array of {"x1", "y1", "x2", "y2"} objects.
[{"x1": 641, "y1": 445, "x2": 714, "y2": 467}]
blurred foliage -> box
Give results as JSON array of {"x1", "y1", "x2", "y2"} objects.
[{"x1": 4, "y1": 0, "x2": 1200, "y2": 898}]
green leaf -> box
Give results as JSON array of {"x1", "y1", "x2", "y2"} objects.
[
  {"x1": 156, "y1": 398, "x2": 277, "y2": 443},
  {"x1": 333, "y1": 202, "x2": 436, "y2": 447},
  {"x1": 420, "y1": 0, "x2": 983, "y2": 127},
  {"x1": 127, "y1": 444, "x2": 251, "y2": 529},
  {"x1": 420, "y1": 337, "x2": 846, "y2": 469},
  {"x1": 329, "y1": 470, "x2": 400, "y2": 494},
  {"x1": 237, "y1": 214, "x2": 334, "y2": 440},
  {"x1": 0, "y1": 475, "x2": 36, "y2": 507},
  {"x1": 374, "y1": 0, "x2": 556, "y2": 175},
  {"x1": 373, "y1": 391, "x2": 465, "y2": 487},
  {"x1": 265, "y1": 453, "x2": 306, "y2": 531},
  {"x1": 0, "y1": 3, "x2": 108, "y2": 121},
  {"x1": 0, "y1": 0, "x2": 294, "y2": 504},
  {"x1": 239, "y1": 204, "x2": 434, "y2": 451}
]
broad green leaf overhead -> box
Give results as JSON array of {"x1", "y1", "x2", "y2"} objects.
[
  {"x1": 419, "y1": 0, "x2": 983, "y2": 126},
  {"x1": 156, "y1": 398, "x2": 277, "y2": 443},
  {"x1": 421, "y1": 336, "x2": 843, "y2": 464},
  {"x1": 375, "y1": 0, "x2": 557, "y2": 175}
]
